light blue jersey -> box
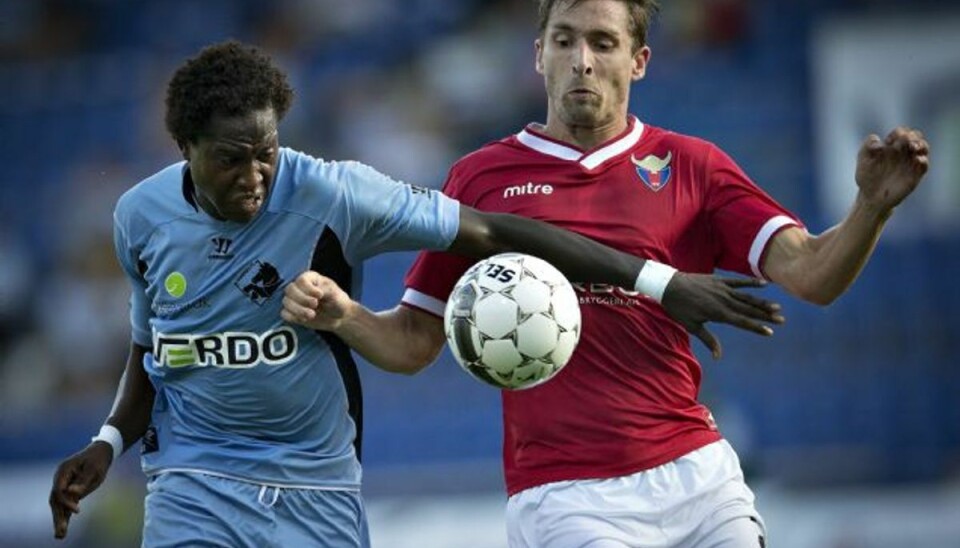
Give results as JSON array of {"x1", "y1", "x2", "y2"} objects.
[{"x1": 113, "y1": 148, "x2": 459, "y2": 489}]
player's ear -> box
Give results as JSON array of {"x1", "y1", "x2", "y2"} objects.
[
  {"x1": 535, "y1": 38, "x2": 545, "y2": 75},
  {"x1": 632, "y1": 45, "x2": 651, "y2": 81}
]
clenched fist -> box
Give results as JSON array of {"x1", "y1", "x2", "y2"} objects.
[
  {"x1": 281, "y1": 271, "x2": 356, "y2": 332},
  {"x1": 856, "y1": 127, "x2": 930, "y2": 215}
]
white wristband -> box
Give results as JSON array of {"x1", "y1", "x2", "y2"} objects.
[
  {"x1": 91, "y1": 424, "x2": 124, "y2": 462},
  {"x1": 633, "y1": 261, "x2": 678, "y2": 303}
]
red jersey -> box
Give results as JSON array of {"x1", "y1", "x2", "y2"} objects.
[{"x1": 402, "y1": 117, "x2": 801, "y2": 496}]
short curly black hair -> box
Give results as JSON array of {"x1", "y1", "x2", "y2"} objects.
[{"x1": 164, "y1": 40, "x2": 294, "y2": 145}]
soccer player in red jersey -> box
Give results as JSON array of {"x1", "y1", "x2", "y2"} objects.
[{"x1": 282, "y1": 0, "x2": 929, "y2": 545}]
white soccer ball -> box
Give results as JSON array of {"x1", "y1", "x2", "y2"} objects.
[{"x1": 444, "y1": 253, "x2": 581, "y2": 390}]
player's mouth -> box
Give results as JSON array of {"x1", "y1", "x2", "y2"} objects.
[
  {"x1": 237, "y1": 193, "x2": 263, "y2": 208},
  {"x1": 232, "y1": 188, "x2": 266, "y2": 215},
  {"x1": 567, "y1": 88, "x2": 598, "y2": 100}
]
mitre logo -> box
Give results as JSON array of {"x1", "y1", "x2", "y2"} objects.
[
  {"x1": 503, "y1": 182, "x2": 554, "y2": 199},
  {"x1": 632, "y1": 151, "x2": 672, "y2": 192}
]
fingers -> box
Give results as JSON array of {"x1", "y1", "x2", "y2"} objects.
[
  {"x1": 282, "y1": 272, "x2": 327, "y2": 323},
  {"x1": 890, "y1": 128, "x2": 930, "y2": 179},
  {"x1": 50, "y1": 468, "x2": 80, "y2": 539},
  {"x1": 889, "y1": 127, "x2": 928, "y2": 153},
  {"x1": 883, "y1": 127, "x2": 930, "y2": 159},
  {"x1": 282, "y1": 290, "x2": 318, "y2": 324},
  {"x1": 51, "y1": 500, "x2": 73, "y2": 539},
  {"x1": 727, "y1": 291, "x2": 785, "y2": 323},
  {"x1": 866, "y1": 127, "x2": 929, "y2": 160},
  {"x1": 861, "y1": 134, "x2": 883, "y2": 157},
  {"x1": 724, "y1": 312, "x2": 775, "y2": 336},
  {"x1": 714, "y1": 277, "x2": 785, "y2": 322},
  {"x1": 704, "y1": 292, "x2": 776, "y2": 336},
  {"x1": 715, "y1": 276, "x2": 766, "y2": 290},
  {"x1": 691, "y1": 325, "x2": 722, "y2": 360}
]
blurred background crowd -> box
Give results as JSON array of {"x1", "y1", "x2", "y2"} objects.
[{"x1": 0, "y1": 0, "x2": 958, "y2": 547}]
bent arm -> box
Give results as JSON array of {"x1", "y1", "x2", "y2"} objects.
[
  {"x1": 332, "y1": 304, "x2": 446, "y2": 374},
  {"x1": 281, "y1": 272, "x2": 447, "y2": 374},
  {"x1": 103, "y1": 342, "x2": 155, "y2": 453},
  {"x1": 763, "y1": 198, "x2": 889, "y2": 305},
  {"x1": 765, "y1": 127, "x2": 930, "y2": 305}
]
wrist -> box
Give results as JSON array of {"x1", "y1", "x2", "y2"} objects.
[
  {"x1": 633, "y1": 261, "x2": 678, "y2": 303},
  {"x1": 90, "y1": 424, "x2": 124, "y2": 462},
  {"x1": 331, "y1": 299, "x2": 362, "y2": 335},
  {"x1": 854, "y1": 192, "x2": 894, "y2": 223}
]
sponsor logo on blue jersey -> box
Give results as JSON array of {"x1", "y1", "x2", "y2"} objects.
[
  {"x1": 153, "y1": 327, "x2": 298, "y2": 368},
  {"x1": 153, "y1": 296, "x2": 211, "y2": 317}
]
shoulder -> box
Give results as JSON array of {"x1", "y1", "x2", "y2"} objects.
[
  {"x1": 639, "y1": 124, "x2": 736, "y2": 178},
  {"x1": 270, "y1": 148, "x2": 343, "y2": 209},
  {"x1": 276, "y1": 147, "x2": 384, "y2": 191},
  {"x1": 114, "y1": 161, "x2": 190, "y2": 237},
  {"x1": 642, "y1": 124, "x2": 720, "y2": 158},
  {"x1": 272, "y1": 147, "x2": 396, "y2": 217},
  {"x1": 445, "y1": 136, "x2": 522, "y2": 192},
  {"x1": 453, "y1": 136, "x2": 522, "y2": 172}
]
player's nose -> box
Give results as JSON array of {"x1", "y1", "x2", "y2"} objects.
[
  {"x1": 235, "y1": 160, "x2": 264, "y2": 187},
  {"x1": 572, "y1": 42, "x2": 594, "y2": 75}
]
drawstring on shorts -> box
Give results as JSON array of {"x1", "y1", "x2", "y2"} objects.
[{"x1": 257, "y1": 485, "x2": 280, "y2": 508}]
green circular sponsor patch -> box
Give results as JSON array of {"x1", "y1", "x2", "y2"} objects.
[{"x1": 165, "y1": 272, "x2": 187, "y2": 298}]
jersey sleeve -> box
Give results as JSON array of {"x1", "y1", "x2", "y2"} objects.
[
  {"x1": 704, "y1": 144, "x2": 803, "y2": 279},
  {"x1": 113, "y1": 202, "x2": 152, "y2": 347},
  {"x1": 321, "y1": 160, "x2": 460, "y2": 265},
  {"x1": 401, "y1": 162, "x2": 477, "y2": 318}
]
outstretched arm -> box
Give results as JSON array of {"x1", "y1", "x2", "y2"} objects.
[
  {"x1": 763, "y1": 127, "x2": 929, "y2": 305},
  {"x1": 49, "y1": 342, "x2": 154, "y2": 540},
  {"x1": 450, "y1": 205, "x2": 785, "y2": 357}
]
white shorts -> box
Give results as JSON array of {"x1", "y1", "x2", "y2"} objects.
[{"x1": 505, "y1": 440, "x2": 766, "y2": 548}]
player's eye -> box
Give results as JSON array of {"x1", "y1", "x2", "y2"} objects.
[{"x1": 257, "y1": 148, "x2": 276, "y2": 163}]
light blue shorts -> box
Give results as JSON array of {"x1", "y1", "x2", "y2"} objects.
[{"x1": 142, "y1": 472, "x2": 369, "y2": 548}]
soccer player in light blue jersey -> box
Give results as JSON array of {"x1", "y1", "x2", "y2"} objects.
[{"x1": 48, "y1": 41, "x2": 786, "y2": 547}]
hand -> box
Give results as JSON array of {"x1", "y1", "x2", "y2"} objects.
[
  {"x1": 49, "y1": 442, "x2": 113, "y2": 539},
  {"x1": 281, "y1": 271, "x2": 356, "y2": 332},
  {"x1": 855, "y1": 127, "x2": 930, "y2": 215},
  {"x1": 661, "y1": 274, "x2": 785, "y2": 360}
]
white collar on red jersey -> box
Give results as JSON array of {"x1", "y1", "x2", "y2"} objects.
[{"x1": 516, "y1": 115, "x2": 645, "y2": 170}]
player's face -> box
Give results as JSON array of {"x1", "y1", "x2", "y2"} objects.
[
  {"x1": 536, "y1": 0, "x2": 650, "y2": 131},
  {"x1": 183, "y1": 108, "x2": 280, "y2": 223}
]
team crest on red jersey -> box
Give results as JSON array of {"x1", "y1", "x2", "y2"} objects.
[{"x1": 631, "y1": 151, "x2": 672, "y2": 192}]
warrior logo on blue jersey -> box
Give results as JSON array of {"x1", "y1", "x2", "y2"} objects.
[
  {"x1": 235, "y1": 260, "x2": 284, "y2": 305},
  {"x1": 631, "y1": 152, "x2": 672, "y2": 192},
  {"x1": 209, "y1": 236, "x2": 234, "y2": 260}
]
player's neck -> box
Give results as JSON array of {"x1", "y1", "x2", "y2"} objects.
[{"x1": 540, "y1": 115, "x2": 629, "y2": 151}]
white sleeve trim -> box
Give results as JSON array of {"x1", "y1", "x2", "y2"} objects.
[
  {"x1": 749, "y1": 215, "x2": 799, "y2": 279},
  {"x1": 401, "y1": 288, "x2": 446, "y2": 318}
]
